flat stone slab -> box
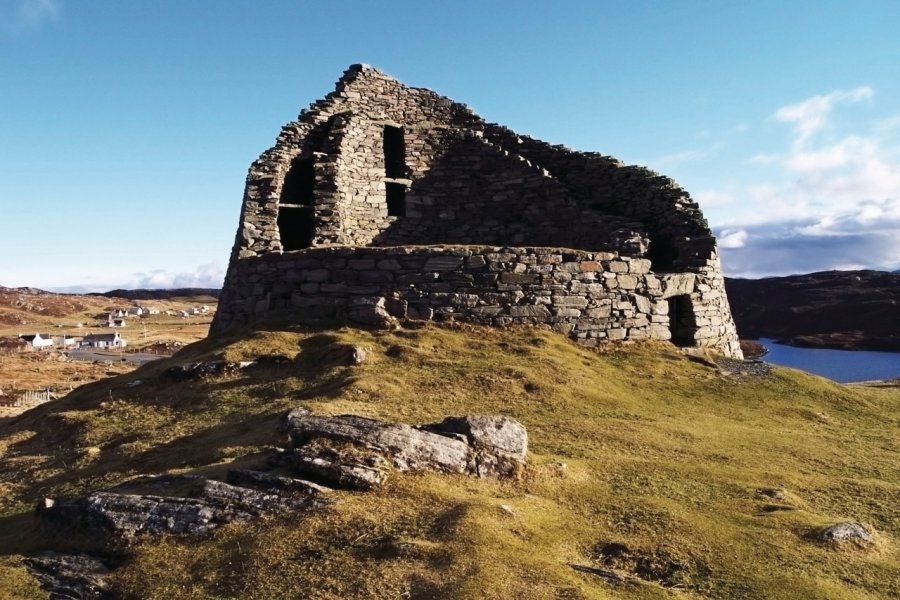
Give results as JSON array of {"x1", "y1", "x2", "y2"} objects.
[{"x1": 37, "y1": 476, "x2": 324, "y2": 538}]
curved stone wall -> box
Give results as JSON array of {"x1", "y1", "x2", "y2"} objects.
[{"x1": 212, "y1": 245, "x2": 740, "y2": 356}]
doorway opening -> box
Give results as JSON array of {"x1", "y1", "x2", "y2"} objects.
[{"x1": 668, "y1": 294, "x2": 697, "y2": 347}]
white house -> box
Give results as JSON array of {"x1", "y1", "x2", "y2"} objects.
[
  {"x1": 18, "y1": 333, "x2": 54, "y2": 350},
  {"x1": 110, "y1": 309, "x2": 128, "y2": 319},
  {"x1": 81, "y1": 332, "x2": 127, "y2": 349},
  {"x1": 126, "y1": 306, "x2": 144, "y2": 317}
]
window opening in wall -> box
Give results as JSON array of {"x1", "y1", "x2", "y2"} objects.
[
  {"x1": 281, "y1": 157, "x2": 316, "y2": 206},
  {"x1": 277, "y1": 156, "x2": 317, "y2": 250},
  {"x1": 383, "y1": 125, "x2": 406, "y2": 178},
  {"x1": 668, "y1": 294, "x2": 697, "y2": 347},
  {"x1": 277, "y1": 207, "x2": 315, "y2": 251},
  {"x1": 386, "y1": 182, "x2": 406, "y2": 217},
  {"x1": 649, "y1": 235, "x2": 679, "y2": 271}
]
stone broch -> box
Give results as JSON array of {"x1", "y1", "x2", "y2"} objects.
[{"x1": 211, "y1": 64, "x2": 742, "y2": 358}]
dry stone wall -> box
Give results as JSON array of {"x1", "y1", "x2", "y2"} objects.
[
  {"x1": 214, "y1": 64, "x2": 743, "y2": 358},
  {"x1": 214, "y1": 245, "x2": 734, "y2": 349}
]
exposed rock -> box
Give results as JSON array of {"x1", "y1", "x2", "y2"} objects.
[
  {"x1": 424, "y1": 415, "x2": 527, "y2": 476},
  {"x1": 283, "y1": 411, "x2": 528, "y2": 480},
  {"x1": 165, "y1": 360, "x2": 253, "y2": 381},
  {"x1": 226, "y1": 469, "x2": 333, "y2": 496},
  {"x1": 284, "y1": 411, "x2": 474, "y2": 474},
  {"x1": 288, "y1": 445, "x2": 388, "y2": 490},
  {"x1": 23, "y1": 552, "x2": 113, "y2": 600},
  {"x1": 37, "y1": 476, "x2": 322, "y2": 538},
  {"x1": 346, "y1": 296, "x2": 396, "y2": 329},
  {"x1": 425, "y1": 415, "x2": 527, "y2": 459},
  {"x1": 814, "y1": 522, "x2": 874, "y2": 545},
  {"x1": 350, "y1": 345, "x2": 369, "y2": 365}
]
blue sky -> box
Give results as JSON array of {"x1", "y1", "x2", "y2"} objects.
[{"x1": 1, "y1": 0, "x2": 899, "y2": 290}]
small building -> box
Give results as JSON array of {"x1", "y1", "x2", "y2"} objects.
[
  {"x1": 81, "y1": 332, "x2": 127, "y2": 349},
  {"x1": 18, "y1": 333, "x2": 54, "y2": 350},
  {"x1": 127, "y1": 306, "x2": 144, "y2": 317},
  {"x1": 103, "y1": 315, "x2": 127, "y2": 328},
  {"x1": 143, "y1": 306, "x2": 161, "y2": 315},
  {"x1": 110, "y1": 309, "x2": 128, "y2": 319}
]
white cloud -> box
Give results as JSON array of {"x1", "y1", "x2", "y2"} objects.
[
  {"x1": 129, "y1": 263, "x2": 224, "y2": 290},
  {"x1": 0, "y1": 0, "x2": 59, "y2": 31},
  {"x1": 773, "y1": 86, "x2": 873, "y2": 145},
  {"x1": 709, "y1": 86, "x2": 900, "y2": 277},
  {"x1": 718, "y1": 229, "x2": 748, "y2": 249}
]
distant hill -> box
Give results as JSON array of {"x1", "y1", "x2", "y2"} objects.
[
  {"x1": 725, "y1": 270, "x2": 900, "y2": 351},
  {"x1": 93, "y1": 288, "x2": 221, "y2": 301}
]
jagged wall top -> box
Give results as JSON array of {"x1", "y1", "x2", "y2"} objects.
[{"x1": 213, "y1": 65, "x2": 742, "y2": 358}]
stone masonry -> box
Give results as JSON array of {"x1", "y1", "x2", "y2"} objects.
[{"x1": 212, "y1": 64, "x2": 742, "y2": 358}]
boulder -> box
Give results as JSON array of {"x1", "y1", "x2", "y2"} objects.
[
  {"x1": 346, "y1": 296, "x2": 396, "y2": 328},
  {"x1": 814, "y1": 522, "x2": 874, "y2": 545},
  {"x1": 24, "y1": 552, "x2": 113, "y2": 600},
  {"x1": 424, "y1": 415, "x2": 527, "y2": 476},
  {"x1": 284, "y1": 412, "x2": 474, "y2": 474}
]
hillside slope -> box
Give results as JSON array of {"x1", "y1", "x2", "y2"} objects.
[
  {"x1": 0, "y1": 323, "x2": 897, "y2": 599},
  {"x1": 725, "y1": 270, "x2": 900, "y2": 351}
]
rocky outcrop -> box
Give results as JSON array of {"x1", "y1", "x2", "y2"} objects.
[
  {"x1": 29, "y1": 411, "x2": 527, "y2": 596},
  {"x1": 283, "y1": 411, "x2": 527, "y2": 478},
  {"x1": 37, "y1": 475, "x2": 324, "y2": 538}
]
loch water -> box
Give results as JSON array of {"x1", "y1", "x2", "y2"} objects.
[{"x1": 758, "y1": 338, "x2": 900, "y2": 383}]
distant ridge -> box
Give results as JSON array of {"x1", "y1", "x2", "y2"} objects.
[
  {"x1": 725, "y1": 269, "x2": 900, "y2": 351},
  {"x1": 93, "y1": 288, "x2": 221, "y2": 301}
]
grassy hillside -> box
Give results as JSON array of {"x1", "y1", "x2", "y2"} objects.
[{"x1": 0, "y1": 322, "x2": 897, "y2": 599}]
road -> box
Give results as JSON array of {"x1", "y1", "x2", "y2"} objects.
[{"x1": 67, "y1": 349, "x2": 167, "y2": 365}]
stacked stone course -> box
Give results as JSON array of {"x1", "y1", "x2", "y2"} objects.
[{"x1": 213, "y1": 64, "x2": 743, "y2": 358}]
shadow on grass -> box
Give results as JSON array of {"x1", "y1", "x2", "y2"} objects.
[{"x1": 0, "y1": 324, "x2": 363, "y2": 511}]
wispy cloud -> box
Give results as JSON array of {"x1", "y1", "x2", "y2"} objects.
[
  {"x1": 773, "y1": 86, "x2": 873, "y2": 146},
  {"x1": 0, "y1": 0, "x2": 59, "y2": 32}
]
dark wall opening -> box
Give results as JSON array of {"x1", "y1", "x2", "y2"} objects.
[
  {"x1": 278, "y1": 156, "x2": 317, "y2": 251},
  {"x1": 386, "y1": 182, "x2": 406, "y2": 217},
  {"x1": 649, "y1": 235, "x2": 679, "y2": 271},
  {"x1": 383, "y1": 125, "x2": 406, "y2": 179},
  {"x1": 281, "y1": 157, "x2": 316, "y2": 206},
  {"x1": 277, "y1": 207, "x2": 315, "y2": 251},
  {"x1": 668, "y1": 294, "x2": 697, "y2": 347}
]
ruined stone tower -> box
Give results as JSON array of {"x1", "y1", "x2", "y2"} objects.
[{"x1": 211, "y1": 64, "x2": 743, "y2": 358}]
